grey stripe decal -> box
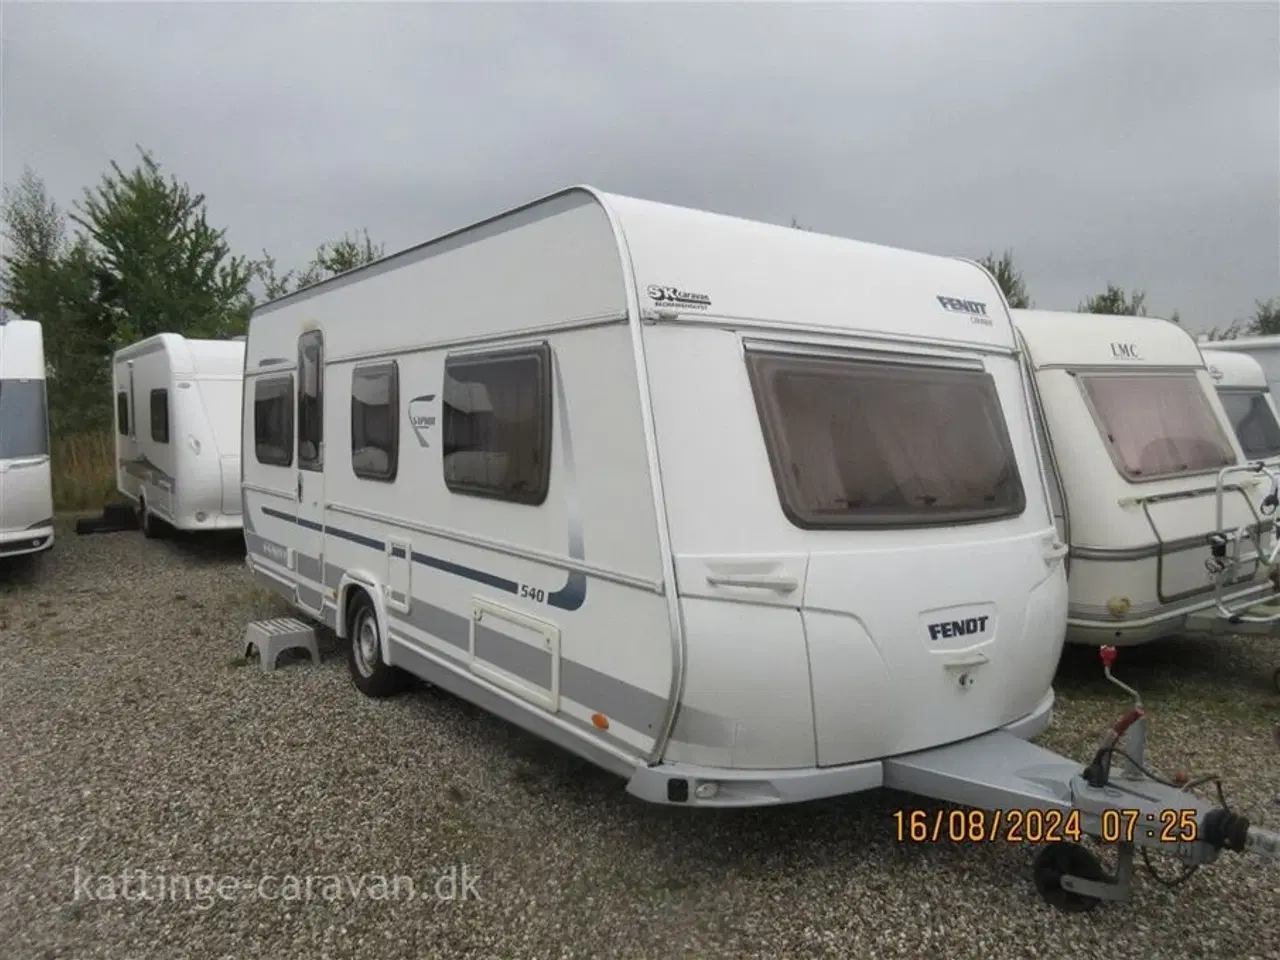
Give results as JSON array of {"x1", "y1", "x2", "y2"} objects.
[
  {"x1": 244, "y1": 537, "x2": 731, "y2": 747},
  {"x1": 120, "y1": 458, "x2": 175, "y2": 493},
  {"x1": 296, "y1": 552, "x2": 322, "y2": 585}
]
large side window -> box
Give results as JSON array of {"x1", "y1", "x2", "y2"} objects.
[
  {"x1": 442, "y1": 343, "x2": 552, "y2": 505},
  {"x1": 254, "y1": 375, "x2": 294, "y2": 467},
  {"x1": 746, "y1": 351, "x2": 1026, "y2": 529},
  {"x1": 149, "y1": 388, "x2": 169, "y2": 444},
  {"x1": 297, "y1": 330, "x2": 324, "y2": 469},
  {"x1": 351, "y1": 361, "x2": 399, "y2": 482},
  {"x1": 116, "y1": 390, "x2": 130, "y2": 437},
  {"x1": 1078, "y1": 373, "x2": 1237, "y2": 481}
]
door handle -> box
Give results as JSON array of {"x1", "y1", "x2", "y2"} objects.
[
  {"x1": 942, "y1": 652, "x2": 990, "y2": 670},
  {"x1": 705, "y1": 573, "x2": 799, "y2": 593},
  {"x1": 297, "y1": 473, "x2": 303, "y2": 501}
]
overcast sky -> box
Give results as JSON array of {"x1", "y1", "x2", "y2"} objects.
[{"x1": 3, "y1": 1, "x2": 1277, "y2": 332}]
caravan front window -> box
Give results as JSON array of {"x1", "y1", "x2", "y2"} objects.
[
  {"x1": 1078, "y1": 373, "x2": 1237, "y2": 481},
  {"x1": 1217, "y1": 389, "x2": 1280, "y2": 460},
  {"x1": 0, "y1": 378, "x2": 49, "y2": 459},
  {"x1": 745, "y1": 351, "x2": 1026, "y2": 529}
]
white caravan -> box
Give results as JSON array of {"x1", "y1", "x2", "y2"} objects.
[
  {"x1": 1012, "y1": 309, "x2": 1280, "y2": 648},
  {"x1": 239, "y1": 188, "x2": 1278, "y2": 909},
  {"x1": 0, "y1": 317, "x2": 54, "y2": 558},
  {"x1": 1200, "y1": 332, "x2": 1280, "y2": 405},
  {"x1": 1201, "y1": 347, "x2": 1280, "y2": 468},
  {"x1": 113, "y1": 333, "x2": 245, "y2": 536}
]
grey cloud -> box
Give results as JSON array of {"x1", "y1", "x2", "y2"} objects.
[{"x1": 3, "y1": 2, "x2": 1276, "y2": 329}]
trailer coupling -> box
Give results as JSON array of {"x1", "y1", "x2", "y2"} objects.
[{"x1": 882, "y1": 645, "x2": 1280, "y2": 913}]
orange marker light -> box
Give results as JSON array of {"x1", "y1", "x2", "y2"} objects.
[{"x1": 591, "y1": 713, "x2": 610, "y2": 730}]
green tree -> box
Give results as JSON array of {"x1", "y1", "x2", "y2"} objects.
[
  {"x1": 70, "y1": 146, "x2": 255, "y2": 345},
  {"x1": 1079, "y1": 283, "x2": 1148, "y2": 317},
  {"x1": 975, "y1": 249, "x2": 1032, "y2": 308},
  {"x1": 1247, "y1": 297, "x2": 1280, "y2": 335},
  {"x1": 253, "y1": 228, "x2": 385, "y2": 300},
  {"x1": 1, "y1": 167, "x2": 114, "y2": 432}
]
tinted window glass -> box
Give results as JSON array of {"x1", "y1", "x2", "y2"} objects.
[
  {"x1": 1079, "y1": 373, "x2": 1236, "y2": 480},
  {"x1": 746, "y1": 351, "x2": 1026, "y2": 528}
]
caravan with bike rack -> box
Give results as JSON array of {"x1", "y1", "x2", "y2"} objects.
[
  {"x1": 237, "y1": 187, "x2": 1278, "y2": 910},
  {"x1": 1012, "y1": 309, "x2": 1280, "y2": 658}
]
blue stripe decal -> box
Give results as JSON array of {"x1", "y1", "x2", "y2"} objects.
[
  {"x1": 259, "y1": 506, "x2": 521, "y2": 598},
  {"x1": 411, "y1": 550, "x2": 518, "y2": 593}
]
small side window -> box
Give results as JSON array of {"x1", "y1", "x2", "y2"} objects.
[
  {"x1": 297, "y1": 331, "x2": 324, "y2": 469},
  {"x1": 116, "y1": 391, "x2": 130, "y2": 436},
  {"x1": 442, "y1": 343, "x2": 552, "y2": 505},
  {"x1": 254, "y1": 375, "x2": 294, "y2": 467},
  {"x1": 149, "y1": 389, "x2": 169, "y2": 444},
  {"x1": 351, "y1": 361, "x2": 399, "y2": 482}
]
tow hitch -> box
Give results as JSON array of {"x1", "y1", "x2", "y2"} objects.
[
  {"x1": 882, "y1": 645, "x2": 1280, "y2": 913},
  {"x1": 1030, "y1": 645, "x2": 1279, "y2": 912}
]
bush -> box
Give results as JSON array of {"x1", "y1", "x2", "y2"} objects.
[{"x1": 51, "y1": 431, "x2": 116, "y2": 511}]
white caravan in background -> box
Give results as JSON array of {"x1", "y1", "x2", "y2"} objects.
[
  {"x1": 1200, "y1": 333, "x2": 1280, "y2": 406},
  {"x1": 0, "y1": 317, "x2": 54, "y2": 559},
  {"x1": 241, "y1": 184, "x2": 1075, "y2": 809},
  {"x1": 1200, "y1": 347, "x2": 1280, "y2": 468},
  {"x1": 1011, "y1": 309, "x2": 1280, "y2": 648},
  {"x1": 113, "y1": 333, "x2": 245, "y2": 537}
]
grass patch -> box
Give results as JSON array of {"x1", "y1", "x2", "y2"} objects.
[{"x1": 51, "y1": 430, "x2": 116, "y2": 512}]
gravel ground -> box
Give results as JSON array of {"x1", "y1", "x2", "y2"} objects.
[{"x1": 1, "y1": 516, "x2": 1278, "y2": 960}]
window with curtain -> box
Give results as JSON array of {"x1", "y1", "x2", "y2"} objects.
[
  {"x1": 442, "y1": 344, "x2": 551, "y2": 505},
  {"x1": 746, "y1": 351, "x2": 1026, "y2": 528},
  {"x1": 1079, "y1": 373, "x2": 1237, "y2": 480}
]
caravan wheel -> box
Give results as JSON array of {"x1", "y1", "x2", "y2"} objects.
[
  {"x1": 138, "y1": 499, "x2": 161, "y2": 539},
  {"x1": 346, "y1": 591, "x2": 408, "y2": 698}
]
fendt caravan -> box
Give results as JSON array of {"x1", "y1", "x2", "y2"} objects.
[
  {"x1": 112, "y1": 334, "x2": 245, "y2": 537},
  {"x1": 1012, "y1": 309, "x2": 1280, "y2": 652},
  {"x1": 0, "y1": 317, "x2": 54, "y2": 558},
  {"x1": 1200, "y1": 347, "x2": 1280, "y2": 468},
  {"x1": 240, "y1": 188, "x2": 1278, "y2": 910}
]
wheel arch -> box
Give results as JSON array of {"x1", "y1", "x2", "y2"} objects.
[{"x1": 336, "y1": 570, "x2": 390, "y2": 663}]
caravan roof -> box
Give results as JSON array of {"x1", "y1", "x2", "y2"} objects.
[
  {"x1": 250, "y1": 186, "x2": 1020, "y2": 360},
  {"x1": 1201, "y1": 347, "x2": 1269, "y2": 390},
  {"x1": 113, "y1": 333, "x2": 244, "y2": 378},
  {"x1": 1013, "y1": 310, "x2": 1203, "y2": 370}
]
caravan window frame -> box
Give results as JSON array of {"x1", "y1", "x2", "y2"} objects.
[
  {"x1": 1075, "y1": 369, "x2": 1238, "y2": 483},
  {"x1": 441, "y1": 342, "x2": 552, "y2": 506},
  {"x1": 350, "y1": 360, "x2": 400, "y2": 483},
  {"x1": 116, "y1": 390, "x2": 130, "y2": 437},
  {"x1": 254, "y1": 374, "x2": 295, "y2": 467},
  {"x1": 149, "y1": 388, "x2": 169, "y2": 444},
  {"x1": 1215, "y1": 386, "x2": 1280, "y2": 461},
  {"x1": 297, "y1": 330, "x2": 324, "y2": 470},
  {"x1": 745, "y1": 349, "x2": 1028, "y2": 530}
]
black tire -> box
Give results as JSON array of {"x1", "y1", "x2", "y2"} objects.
[
  {"x1": 1032, "y1": 842, "x2": 1107, "y2": 913},
  {"x1": 1272, "y1": 666, "x2": 1280, "y2": 695},
  {"x1": 346, "y1": 590, "x2": 408, "y2": 698},
  {"x1": 138, "y1": 499, "x2": 165, "y2": 540}
]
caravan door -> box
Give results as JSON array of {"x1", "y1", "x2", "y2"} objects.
[{"x1": 295, "y1": 330, "x2": 326, "y2": 616}]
